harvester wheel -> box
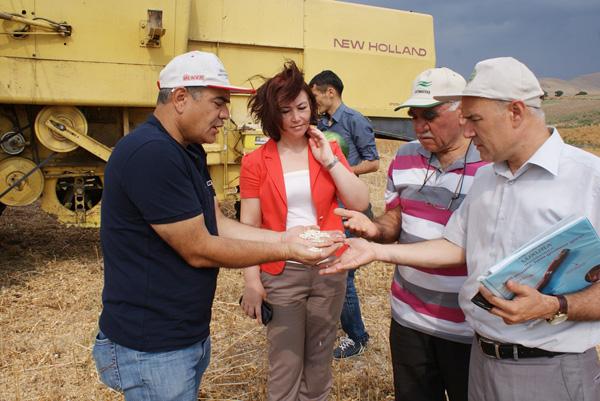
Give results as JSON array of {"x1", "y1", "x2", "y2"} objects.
[
  {"x1": 0, "y1": 157, "x2": 45, "y2": 206},
  {"x1": 34, "y1": 106, "x2": 88, "y2": 152}
]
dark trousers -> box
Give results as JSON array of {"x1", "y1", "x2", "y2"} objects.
[{"x1": 389, "y1": 319, "x2": 471, "y2": 401}]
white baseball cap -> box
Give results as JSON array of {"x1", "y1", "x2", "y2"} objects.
[
  {"x1": 394, "y1": 67, "x2": 466, "y2": 111},
  {"x1": 158, "y1": 51, "x2": 255, "y2": 94},
  {"x1": 434, "y1": 57, "x2": 544, "y2": 107}
]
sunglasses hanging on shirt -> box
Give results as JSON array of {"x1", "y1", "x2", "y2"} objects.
[{"x1": 417, "y1": 140, "x2": 472, "y2": 211}]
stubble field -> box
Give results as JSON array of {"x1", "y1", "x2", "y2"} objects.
[{"x1": 1, "y1": 99, "x2": 599, "y2": 400}]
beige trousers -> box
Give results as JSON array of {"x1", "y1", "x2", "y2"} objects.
[{"x1": 261, "y1": 263, "x2": 346, "y2": 401}]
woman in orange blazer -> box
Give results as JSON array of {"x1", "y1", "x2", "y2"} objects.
[{"x1": 239, "y1": 61, "x2": 369, "y2": 401}]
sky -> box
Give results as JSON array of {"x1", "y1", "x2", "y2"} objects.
[{"x1": 346, "y1": 0, "x2": 600, "y2": 80}]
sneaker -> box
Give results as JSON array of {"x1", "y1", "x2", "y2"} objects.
[{"x1": 333, "y1": 336, "x2": 367, "y2": 359}]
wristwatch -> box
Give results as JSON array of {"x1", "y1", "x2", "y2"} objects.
[
  {"x1": 546, "y1": 294, "x2": 568, "y2": 325},
  {"x1": 325, "y1": 156, "x2": 339, "y2": 170}
]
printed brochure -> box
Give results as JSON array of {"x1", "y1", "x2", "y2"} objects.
[{"x1": 471, "y1": 216, "x2": 600, "y2": 309}]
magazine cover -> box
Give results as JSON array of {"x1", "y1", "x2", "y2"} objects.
[{"x1": 476, "y1": 216, "x2": 600, "y2": 300}]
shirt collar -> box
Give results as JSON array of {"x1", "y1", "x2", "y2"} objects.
[
  {"x1": 416, "y1": 141, "x2": 482, "y2": 171},
  {"x1": 329, "y1": 102, "x2": 348, "y2": 124},
  {"x1": 147, "y1": 114, "x2": 206, "y2": 162},
  {"x1": 525, "y1": 127, "x2": 562, "y2": 176},
  {"x1": 416, "y1": 145, "x2": 439, "y2": 168},
  {"x1": 493, "y1": 127, "x2": 562, "y2": 178}
]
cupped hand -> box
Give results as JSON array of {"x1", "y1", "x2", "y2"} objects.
[
  {"x1": 283, "y1": 226, "x2": 345, "y2": 247},
  {"x1": 288, "y1": 241, "x2": 343, "y2": 266},
  {"x1": 317, "y1": 229, "x2": 346, "y2": 243},
  {"x1": 283, "y1": 225, "x2": 319, "y2": 244},
  {"x1": 334, "y1": 207, "x2": 378, "y2": 239}
]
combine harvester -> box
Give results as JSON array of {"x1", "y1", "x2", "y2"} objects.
[{"x1": 0, "y1": 0, "x2": 434, "y2": 226}]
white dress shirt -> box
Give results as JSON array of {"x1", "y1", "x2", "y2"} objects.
[{"x1": 444, "y1": 129, "x2": 600, "y2": 352}]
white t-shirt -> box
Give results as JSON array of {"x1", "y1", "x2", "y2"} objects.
[{"x1": 284, "y1": 170, "x2": 317, "y2": 230}]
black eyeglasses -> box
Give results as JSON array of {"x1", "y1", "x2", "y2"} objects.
[
  {"x1": 421, "y1": 108, "x2": 442, "y2": 122},
  {"x1": 417, "y1": 141, "x2": 472, "y2": 211},
  {"x1": 409, "y1": 104, "x2": 448, "y2": 122}
]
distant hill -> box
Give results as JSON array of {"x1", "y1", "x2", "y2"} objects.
[{"x1": 540, "y1": 72, "x2": 600, "y2": 96}]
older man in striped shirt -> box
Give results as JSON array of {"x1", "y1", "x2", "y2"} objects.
[{"x1": 336, "y1": 68, "x2": 486, "y2": 401}]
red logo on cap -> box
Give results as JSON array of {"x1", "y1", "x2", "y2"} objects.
[{"x1": 183, "y1": 74, "x2": 205, "y2": 81}]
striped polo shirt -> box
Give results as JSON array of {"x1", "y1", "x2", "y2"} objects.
[{"x1": 386, "y1": 141, "x2": 486, "y2": 343}]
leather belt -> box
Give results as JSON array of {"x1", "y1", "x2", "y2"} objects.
[{"x1": 476, "y1": 333, "x2": 565, "y2": 360}]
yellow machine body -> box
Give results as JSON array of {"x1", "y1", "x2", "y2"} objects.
[{"x1": 0, "y1": 0, "x2": 435, "y2": 226}]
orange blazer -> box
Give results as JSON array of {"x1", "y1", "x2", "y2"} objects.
[{"x1": 240, "y1": 139, "x2": 350, "y2": 275}]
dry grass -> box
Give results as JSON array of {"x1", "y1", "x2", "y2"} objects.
[
  {"x1": 0, "y1": 138, "x2": 402, "y2": 401},
  {"x1": 0, "y1": 218, "x2": 396, "y2": 401},
  {"x1": 559, "y1": 125, "x2": 600, "y2": 156},
  {"x1": 0, "y1": 206, "x2": 109, "y2": 400},
  {"x1": 2, "y1": 125, "x2": 599, "y2": 400}
]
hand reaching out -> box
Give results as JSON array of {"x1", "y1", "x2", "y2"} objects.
[
  {"x1": 334, "y1": 207, "x2": 379, "y2": 239},
  {"x1": 319, "y1": 237, "x2": 376, "y2": 275}
]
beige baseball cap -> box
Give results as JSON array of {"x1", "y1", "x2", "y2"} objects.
[
  {"x1": 394, "y1": 67, "x2": 466, "y2": 111},
  {"x1": 158, "y1": 51, "x2": 255, "y2": 94},
  {"x1": 434, "y1": 57, "x2": 544, "y2": 107}
]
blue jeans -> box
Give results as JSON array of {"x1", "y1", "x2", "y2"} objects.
[
  {"x1": 92, "y1": 330, "x2": 211, "y2": 401},
  {"x1": 341, "y1": 269, "x2": 369, "y2": 344},
  {"x1": 339, "y1": 204, "x2": 372, "y2": 345}
]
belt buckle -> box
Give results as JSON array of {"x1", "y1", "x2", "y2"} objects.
[
  {"x1": 494, "y1": 343, "x2": 501, "y2": 359},
  {"x1": 478, "y1": 336, "x2": 501, "y2": 359}
]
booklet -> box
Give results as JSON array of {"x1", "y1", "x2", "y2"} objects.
[{"x1": 471, "y1": 216, "x2": 600, "y2": 310}]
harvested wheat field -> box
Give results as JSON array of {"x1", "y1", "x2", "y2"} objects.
[
  {"x1": 560, "y1": 125, "x2": 600, "y2": 156},
  {"x1": 544, "y1": 96, "x2": 600, "y2": 128},
  {"x1": 546, "y1": 95, "x2": 600, "y2": 156},
  {"x1": 1, "y1": 129, "x2": 600, "y2": 400},
  {"x1": 0, "y1": 138, "x2": 400, "y2": 401},
  {"x1": 0, "y1": 203, "x2": 397, "y2": 401}
]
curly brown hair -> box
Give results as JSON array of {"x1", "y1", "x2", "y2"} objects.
[{"x1": 248, "y1": 61, "x2": 318, "y2": 141}]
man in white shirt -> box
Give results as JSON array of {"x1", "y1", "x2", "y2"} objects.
[{"x1": 322, "y1": 57, "x2": 600, "y2": 401}]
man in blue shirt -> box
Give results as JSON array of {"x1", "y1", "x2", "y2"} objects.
[
  {"x1": 310, "y1": 70, "x2": 379, "y2": 358},
  {"x1": 92, "y1": 51, "x2": 340, "y2": 401}
]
